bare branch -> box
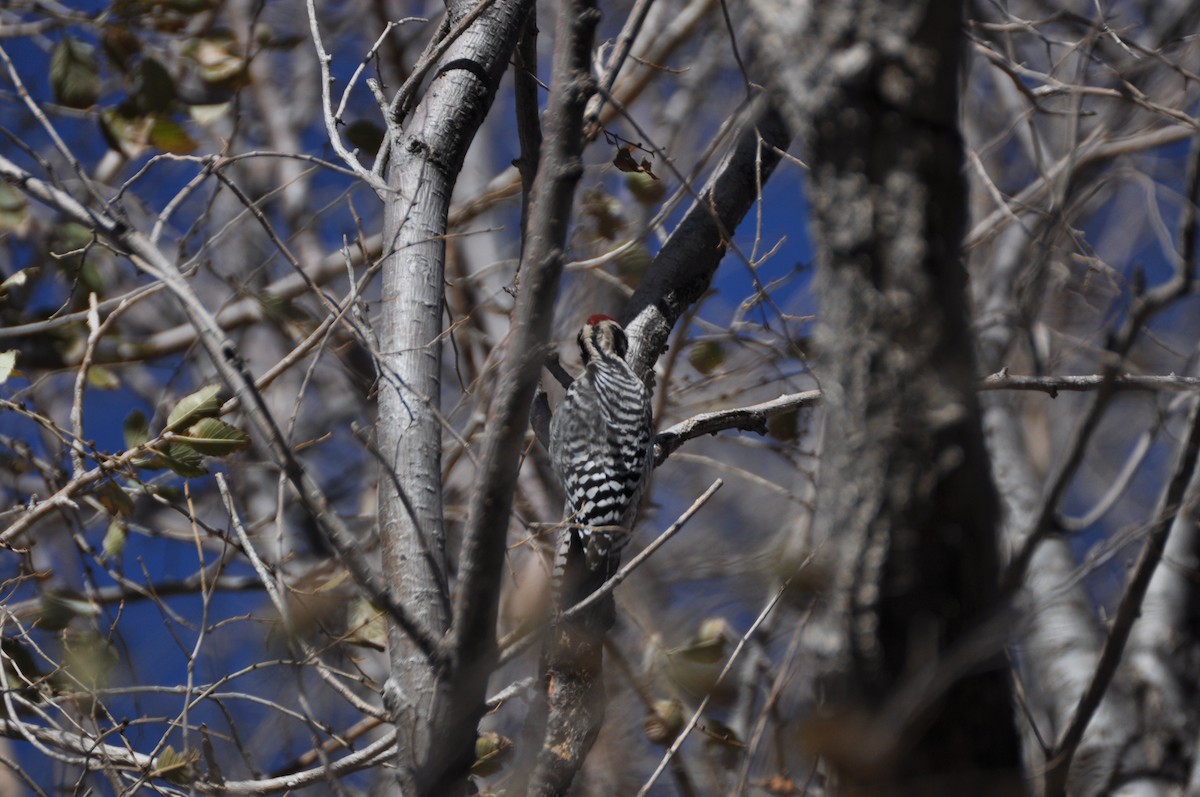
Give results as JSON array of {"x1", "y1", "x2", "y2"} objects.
[
  {"x1": 654, "y1": 391, "x2": 820, "y2": 465},
  {"x1": 622, "y1": 99, "x2": 794, "y2": 375},
  {"x1": 636, "y1": 579, "x2": 791, "y2": 797},
  {"x1": 1043, "y1": 390, "x2": 1200, "y2": 795},
  {"x1": 305, "y1": 0, "x2": 391, "y2": 194},
  {"x1": 564, "y1": 479, "x2": 722, "y2": 617},
  {"x1": 0, "y1": 153, "x2": 441, "y2": 662}
]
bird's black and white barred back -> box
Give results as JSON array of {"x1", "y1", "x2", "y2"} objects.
[{"x1": 549, "y1": 315, "x2": 655, "y2": 578}]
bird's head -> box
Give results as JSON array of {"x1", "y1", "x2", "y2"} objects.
[{"x1": 579, "y1": 314, "x2": 628, "y2": 364}]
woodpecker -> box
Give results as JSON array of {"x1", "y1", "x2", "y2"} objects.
[{"x1": 549, "y1": 315, "x2": 655, "y2": 576}]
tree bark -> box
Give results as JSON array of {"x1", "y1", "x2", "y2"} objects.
[
  {"x1": 622, "y1": 99, "x2": 792, "y2": 377},
  {"x1": 749, "y1": 0, "x2": 1023, "y2": 792},
  {"x1": 376, "y1": 1, "x2": 531, "y2": 792}
]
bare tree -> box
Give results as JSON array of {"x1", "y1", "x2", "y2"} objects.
[{"x1": 1, "y1": 0, "x2": 1199, "y2": 795}]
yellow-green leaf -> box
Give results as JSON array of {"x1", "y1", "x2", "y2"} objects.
[
  {"x1": 102, "y1": 516, "x2": 128, "y2": 559},
  {"x1": 175, "y1": 418, "x2": 249, "y2": 456},
  {"x1": 87, "y1": 365, "x2": 121, "y2": 390},
  {"x1": 166, "y1": 384, "x2": 220, "y2": 431}
]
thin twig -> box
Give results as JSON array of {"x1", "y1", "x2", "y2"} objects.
[
  {"x1": 497, "y1": 479, "x2": 723, "y2": 666},
  {"x1": 0, "y1": 152, "x2": 441, "y2": 662},
  {"x1": 305, "y1": 0, "x2": 390, "y2": 194},
  {"x1": 1043, "y1": 397, "x2": 1200, "y2": 796},
  {"x1": 636, "y1": 579, "x2": 791, "y2": 797},
  {"x1": 564, "y1": 479, "x2": 722, "y2": 617}
]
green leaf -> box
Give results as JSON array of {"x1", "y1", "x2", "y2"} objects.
[
  {"x1": 123, "y1": 409, "x2": 150, "y2": 449},
  {"x1": 166, "y1": 384, "x2": 220, "y2": 431},
  {"x1": 51, "y1": 37, "x2": 100, "y2": 109},
  {"x1": 0, "y1": 350, "x2": 16, "y2": 384},
  {"x1": 148, "y1": 117, "x2": 197, "y2": 154},
  {"x1": 162, "y1": 442, "x2": 207, "y2": 478},
  {"x1": 132, "y1": 58, "x2": 176, "y2": 113},
  {"x1": 175, "y1": 418, "x2": 250, "y2": 456},
  {"x1": 102, "y1": 516, "x2": 128, "y2": 559}
]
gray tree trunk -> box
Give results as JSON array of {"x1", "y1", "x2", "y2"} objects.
[
  {"x1": 376, "y1": 1, "x2": 531, "y2": 792},
  {"x1": 748, "y1": 0, "x2": 1023, "y2": 792}
]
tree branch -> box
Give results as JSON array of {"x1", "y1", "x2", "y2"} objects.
[
  {"x1": 654, "y1": 391, "x2": 821, "y2": 465},
  {"x1": 621, "y1": 100, "x2": 794, "y2": 376},
  {"x1": 1043, "y1": 391, "x2": 1200, "y2": 797},
  {"x1": 0, "y1": 154, "x2": 441, "y2": 663}
]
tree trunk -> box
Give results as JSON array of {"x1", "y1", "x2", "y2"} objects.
[
  {"x1": 748, "y1": 0, "x2": 1024, "y2": 792},
  {"x1": 376, "y1": 0, "x2": 531, "y2": 792}
]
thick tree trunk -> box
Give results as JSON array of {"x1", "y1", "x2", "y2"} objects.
[
  {"x1": 749, "y1": 0, "x2": 1023, "y2": 792},
  {"x1": 376, "y1": 1, "x2": 530, "y2": 792}
]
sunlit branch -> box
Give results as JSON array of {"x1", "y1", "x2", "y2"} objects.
[{"x1": 0, "y1": 153, "x2": 442, "y2": 663}]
